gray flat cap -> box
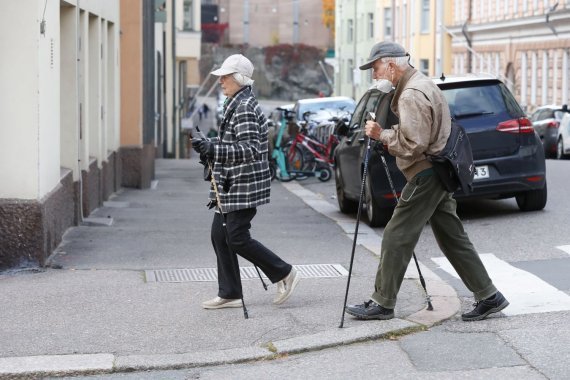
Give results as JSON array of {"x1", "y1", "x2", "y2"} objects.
[{"x1": 359, "y1": 41, "x2": 408, "y2": 70}]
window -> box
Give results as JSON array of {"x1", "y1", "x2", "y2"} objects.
[
  {"x1": 421, "y1": 0, "x2": 430, "y2": 33},
  {"x1": 347, "y1": 59, "x2": 354, "y2": 83},
  {"x1": 368, "y1": 13, "x2": 374, "y2": 39},
  {"x1": 183, "y1": 0, "x2": 194, "y2": 31},
  {"x1": 384, "y1": 8, "x2": 392, "y2": 39},
  {"x1": 347, "y1": 19, "x2": 354, "y2": 43},
  {"x1": 420, "y1": 59, "x2": 429, "y2": 76}
]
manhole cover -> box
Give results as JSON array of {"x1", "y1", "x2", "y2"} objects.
[{"x1": 145, "y1": 264, "x2": 348, "y2": 283}]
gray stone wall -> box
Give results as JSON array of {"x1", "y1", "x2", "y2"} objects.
[{"x1": 120, "y1": 144, "x2": 156, "y2": 189}]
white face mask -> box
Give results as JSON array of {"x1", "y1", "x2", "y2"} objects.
[{"x1": 372, "y1": 79, "x2": 393, "y2": 93}]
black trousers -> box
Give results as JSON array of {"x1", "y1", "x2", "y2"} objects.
[{"x1": 211, "y1": 207, "x2": 292, "y2": 299}]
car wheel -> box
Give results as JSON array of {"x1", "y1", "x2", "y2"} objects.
[
  {"x1": 515, "y1": 183, "x2": 547, "y2": 212},
  {"x1": 318, "y1": 166, "x2": 332, "y2": 182},
  {"x1": 557, "y1": 137, "x2": 568, "y2": 160},
  {"x1": 365, "y1": 177, "x2": 394, "y2": 227},
  {"x1": 269, "y1": 161, "x2": 276, "y2": 181},
  {"x1": 335, "y1": 165, "x2": 358, "y2": 213}
]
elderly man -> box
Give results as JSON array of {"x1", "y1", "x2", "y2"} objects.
[
  {"x1": 345, "y1": 42, "x2": 509, "y2": 322},
  {"x1": 192, "y1": 54, "x2": 300, "y2": 310}
]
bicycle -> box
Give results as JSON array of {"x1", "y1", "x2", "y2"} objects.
[{"x1": 284, "y1": 112, "x2": 340, "y2": 182}]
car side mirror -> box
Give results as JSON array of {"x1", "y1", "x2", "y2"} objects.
[{"x1": 334, "y1": 120, "x2": 349, "y2": 137}]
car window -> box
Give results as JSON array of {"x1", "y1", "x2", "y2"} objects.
[
  {"x1": 347, "y1": 92, "x2": 380, "y2": 139},
  {"x1": 298, "y1": 99, "x2": 356, "y2": 119},
  {"x1": 442, "y1": 83, "x2": 513, "y2": 119},
  {"x1": 541, "y1": 110, "x2": 555, "y2": 120},
  {"x1": 530, "y1": 110, "x2": 541, "y2": 122},
  {"x1": 347, "y1": 94, "x2": 369, "y2": 136},
  {"x1": 497, "y1": 83, "x2": 524, "y2": 117}
]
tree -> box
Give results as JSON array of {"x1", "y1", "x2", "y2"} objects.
[{"x1": 322, "y1": 0, "x2": 335, "y2": 32}]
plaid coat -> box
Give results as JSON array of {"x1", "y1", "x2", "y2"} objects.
[{"x1": 208, "y1": 86, "x2": 271, "y2": 212}]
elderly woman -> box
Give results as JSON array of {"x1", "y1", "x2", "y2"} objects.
[{"x1": 192, "y1": 54, "x2": 300, "y2": 310}]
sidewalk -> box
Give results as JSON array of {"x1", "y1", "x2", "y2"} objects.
[{"x1": 0, "y1": 159, "x2": 458, "y2": 378}]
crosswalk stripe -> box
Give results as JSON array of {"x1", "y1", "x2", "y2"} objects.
[
  {"x1": 556, "y1": 245, "x2": 570, "y2": 255},
  {"x1": 432, "y1": 253, "x2": 570, "y2": 316}
]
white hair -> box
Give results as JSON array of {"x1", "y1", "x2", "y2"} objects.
[
  {"x1": 232, "y1": 73, "x2": 254, "y2": 87},
  {"x1": 381, "y1": 56, "x2": 409, "y2": 68}
]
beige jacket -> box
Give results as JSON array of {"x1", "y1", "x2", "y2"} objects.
[{"x1": 379, "y1": 69, "x2": 451, "y2": 181}]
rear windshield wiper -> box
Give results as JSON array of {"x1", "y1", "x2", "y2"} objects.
[{"x1": 455, "y1": 111, "x2": 494, "y2": 119}]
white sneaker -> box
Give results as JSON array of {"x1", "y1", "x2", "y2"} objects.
[
  {"x1": 273, "y1": 267, "x2": 300, "y2": 305},
  {"x1": 202, "y1": 296, "x2": 242, "y2": 309}
]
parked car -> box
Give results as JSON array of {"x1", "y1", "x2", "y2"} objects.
[
  {"x1": 291, "y1": 96, "x2": 356, "y2": 124},
  {"x1": 334, "y1": 75, "x2": 548, "y2": 227},
  {"x1": 529, "y1": 104, "x2": 568, "y2": 158},
  {"x1": 557, "y1": 109, "x2": 570, "y2": 159}
]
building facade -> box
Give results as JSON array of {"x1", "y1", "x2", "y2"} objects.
[
  {"x1": 335, "y1": 0, "x2": 453, "y2": 100},
  {"x1": 447, "y1": 0, "x2": 570, "y2": 112},
  {"x1": 0, "y1": 0, "x2": 196, "y2": 270},
  {"x1": 157, "y1": 0, "x2": 201, "y2": 159},
  {"x1": 206, "y1": 0, "x2": 332, "y2": 50}
]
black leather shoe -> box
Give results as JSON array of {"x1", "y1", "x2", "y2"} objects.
[
  {"x1": 462, "y1": 291, "x2": 509, "y2": 321},
  {"x1": 345, "y1": 300, "x2": 394, "y2": 320}
]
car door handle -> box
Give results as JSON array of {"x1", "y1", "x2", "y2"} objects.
[{"x1": 358, "y1": 137, "x2": 366, "y2": 144}]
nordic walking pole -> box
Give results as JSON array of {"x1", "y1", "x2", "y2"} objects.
[
  {"x1": 378, "y1": 153, "x2": 434, "y2": 311},
  {"x1": 195, "y1": 127, "x2": 268, "y2": 292},
  {"x1": 208, "y1": 160, "x2": 249, "y2": 319},
  {"x1": 339, "y1": 113, "x2": 375, "y2": 328}
]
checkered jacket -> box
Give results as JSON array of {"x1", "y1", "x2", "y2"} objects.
[{"x1": 208, "y1": 86, "x2": 271, "y2": 212}]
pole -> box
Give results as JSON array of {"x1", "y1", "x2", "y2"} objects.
[
  {"x1": 339, "y1": 137, "x2": 372, "y2": 328},
  {"x1": 172, "y1": 0, "x2": 177, "y2": 157}
]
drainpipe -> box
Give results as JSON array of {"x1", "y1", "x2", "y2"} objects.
[
  {"x1": 352, "y1": 0, "x2": 357, "y2": 100},
  {"x1": 171, "y1": 0, "x2": 177, "y2": 158},
  {"x1": 162, "y1": 24, "x2": 167, "y2": 157},
  {"x1": 461, "y1": 0, "x2": 472, "y2": 72},
  {"x1": 76, "y1": 0, "x2": 84, "y2": 222}
]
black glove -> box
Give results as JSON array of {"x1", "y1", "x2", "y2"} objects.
[
  {"x1": 192, "y1": 139, "x2": 215, "y2": 158},
  {"x1": 191, "y1": 138, "x2": 204, "y2": 154}
]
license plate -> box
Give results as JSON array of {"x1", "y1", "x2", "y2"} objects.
[{"x1": 474, "y1": 165, "x2": 489, "y2": 180}]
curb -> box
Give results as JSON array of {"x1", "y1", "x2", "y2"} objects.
[{"x1": 0, "y1": 321, "x2": 423, "y2": 378}]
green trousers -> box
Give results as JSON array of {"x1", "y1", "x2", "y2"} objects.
[{"x1": 371, "y1": 172, "x2": 497, "y2": 309}]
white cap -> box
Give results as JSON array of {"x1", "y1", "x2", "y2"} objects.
[{"x1": 211, "y1": 54, "x2": 254, "y2": 77}]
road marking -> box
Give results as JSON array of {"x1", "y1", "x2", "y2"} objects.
[
  {"x1": 432, "y1": 253, "x2": 570, "y2": 316},
  {"x1": 556, "y1": 245, "x2": 570, "y2": 255}
]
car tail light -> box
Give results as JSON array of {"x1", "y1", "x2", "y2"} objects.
[
  {"x1": 525, "y1": 176, "x2": 543, "y2": 182},
  {"x1": 383, "y1": 193, "x2": 401, "y2": 200},
  {"x1": 496, "y1": 118, "x2": 534, "y2": 134},
  {"x1": 547, "y1": 121, "x2": 559, "y2": 128}
]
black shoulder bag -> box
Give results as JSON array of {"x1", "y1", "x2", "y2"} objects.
[{"x1": 427, "y1": 119, "x2": 475, "y2": 194}]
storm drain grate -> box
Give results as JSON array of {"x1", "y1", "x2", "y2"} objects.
[{"x1": 144, "y1": 264, "x2": 348, "y2": 283}]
